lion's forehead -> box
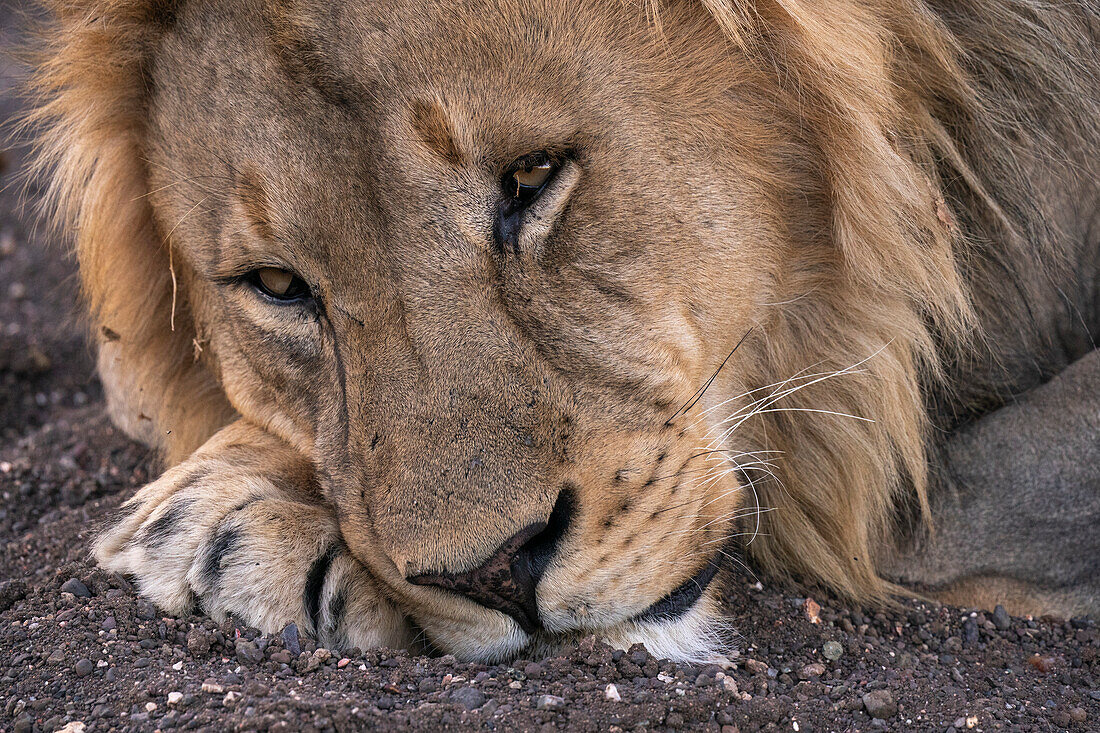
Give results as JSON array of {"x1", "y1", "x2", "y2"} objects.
[{"x1": 159, "y1": 0, "x2": 724, "y2": 157}]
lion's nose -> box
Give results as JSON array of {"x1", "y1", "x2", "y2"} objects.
[{"x1": 406, "y1": 489, "x2": 574, "y2": 634}]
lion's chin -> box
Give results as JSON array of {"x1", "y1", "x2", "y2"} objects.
[
  {"x1": 594, "y1": 594, "x2": 734, "y2": 664},
  {"x1": 423, "y1": 590, "x2": 733, "y2": 665}
]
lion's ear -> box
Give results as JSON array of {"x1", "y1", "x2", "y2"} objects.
[{"x1": 26, "y1": 1, "x2": 234, "y2": 464}]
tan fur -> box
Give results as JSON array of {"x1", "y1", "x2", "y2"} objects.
[{"x1": 25, "y1": 0, "x2": 1099, "y2": 660}]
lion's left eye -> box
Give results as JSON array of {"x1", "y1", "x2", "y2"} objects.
[
  {"x1": 246, "y1": 267, "x2": 311, "y2": 302},
  {"x1": 505, "y1": 154, "x2": 558, "y2": 206}
]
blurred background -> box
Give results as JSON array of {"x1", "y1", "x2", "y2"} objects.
[{"x1": 1, "y1": 0, "x2": 102, "y2": 446}]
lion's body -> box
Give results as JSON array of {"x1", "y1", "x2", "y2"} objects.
[
  {"x1": 872, "y1": 2, "x2": 1100, "y2": 614},
  {"x1": 25, "y1": 0, "x2": 1100, "y2": 661}
]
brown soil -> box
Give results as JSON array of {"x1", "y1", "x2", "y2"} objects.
[{"x1": 1, "y1": 3, "x2": 1097, "y2": 731}]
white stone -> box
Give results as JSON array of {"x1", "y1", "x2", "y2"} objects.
[{"x1": 54, "y1": 723, "x2": 86, "y2": 733}]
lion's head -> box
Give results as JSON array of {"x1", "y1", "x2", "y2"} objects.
[{"x1": 30, "y1": 0, "x2": 981, "y2": 660}]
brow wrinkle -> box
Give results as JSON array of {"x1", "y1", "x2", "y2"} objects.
[
  {"x1": 409, "y1": 100, "x2": 466, "y2": 166},
  {"x1": 235, "y1": 172, "x2": 277, "y2": 242}
]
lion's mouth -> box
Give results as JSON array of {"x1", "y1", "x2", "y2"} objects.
[{"x1": 631, "y1": 555, "x2": 722, "y2": 623}]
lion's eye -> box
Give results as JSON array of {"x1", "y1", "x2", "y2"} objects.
[
  {"x1": 247, "y1": 267, "x2": 311, "y2": 302},
  {"x1": 505, "y1": 154, "x2": 557, "y2": 206}
]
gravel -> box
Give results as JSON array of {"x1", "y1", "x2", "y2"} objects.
[{"x1": 1, "y1": 4, "x2": 1098, "y2": 731}]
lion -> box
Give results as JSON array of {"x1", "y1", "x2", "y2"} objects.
[{"x1": 23, "y1": 0, "x2": 1099, "y2": 662}]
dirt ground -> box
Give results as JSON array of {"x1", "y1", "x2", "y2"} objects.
[{"x1": 1, "y1": 3, "x2": 1098, "y2": 731}]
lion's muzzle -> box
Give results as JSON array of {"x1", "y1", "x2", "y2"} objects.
[{"x1": 406, "y1": 488, "x2": 574, "y2": 633}]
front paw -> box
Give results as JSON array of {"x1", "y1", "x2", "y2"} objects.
[
  {"x1": 93, "y1": 462, "x2": 228, "y2": 615},
  {"x1": 94, "y1": 451, "x2": 411, "y2": 650}
]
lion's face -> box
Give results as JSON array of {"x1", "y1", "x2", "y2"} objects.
[{"x1": 144, "y1": 0, "x2": 798, "y2": 660}]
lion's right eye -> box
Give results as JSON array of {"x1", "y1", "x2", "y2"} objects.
[
  {"x1": 504, "y1": 153, "x2": 558, "y2": 207},
  {"x1": 246, "y1": 267, "x2": 312, "y2": 302}
]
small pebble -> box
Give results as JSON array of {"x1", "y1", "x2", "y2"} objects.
[
  {"x1": 536, "y1": 694, "x2": 566, "y2": 711},
  {"x1": 1028, "y1": 654, "x2": 1056, "y2": 673},
  {"x1": 187, "y1": 628, "x2": 211, "y2": 656},
  {"x1": 823, "y1": 641, "x2": 844, "y2": 661},
  {"x1": 991, "y1": 605, "x2": 1012, "y2": 631},
  {"x1": 605, "y1": 683, "x2": 621, "y2": 702},
  {"x1": 803, "y1": 597, "x2": 822, "y2": 624},
  {"x1": 167, "y1": 691, "x2": 183, "y2": 705},
  {"x1": 800, "y1": 663, "x2": 826, "y2": 679},
  {"x1": 235, "y1": 639, "x2": 263, "y2": 666},
  {"x1": 73, "y1": 658, "x2": 94, "y2": 677},
  {"x1": 744, "y1": 659, "x2": 768, "y2": 674},
  {"x1": 281, "y1": 623, "x2": 301, "y2": 656},
  {"x1": 451, "y1": 687, "x2": 486, "y2": 710},
  {"x1": 862, "y1": 689, "x2": 897, "y2": 719},
  {"x1": 0, "y1": 580, "x2": 27, "y2": 612},
  {"x1": 61, "y1": 578, "x2": 91, "y2": 598}
]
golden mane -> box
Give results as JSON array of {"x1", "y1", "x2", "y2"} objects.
[
  {"x1": 22, "y1": 0, "x2": 234, "y2": 464},
  {"x1": 23, "y1": 0, "x2": 1097, "y2": 604}
]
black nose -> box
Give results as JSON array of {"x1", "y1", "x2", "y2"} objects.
[{"x1": 407, "y1": 488, "x2": 574, "y2": 634}]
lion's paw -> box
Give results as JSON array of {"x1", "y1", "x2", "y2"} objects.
[{"x1": 94, "y1": 441, "x2": 411, "y2": 651}]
